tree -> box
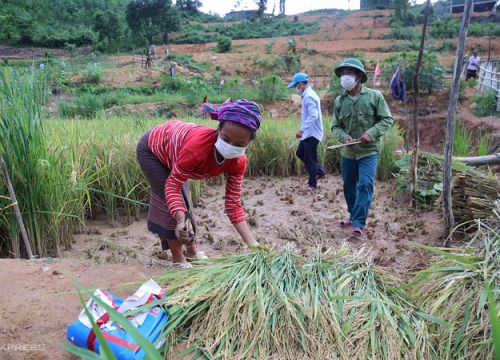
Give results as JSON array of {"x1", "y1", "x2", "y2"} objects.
[
  {"x1": 216, "y1": 35, "x2": 232, "y2": 52},
  {"x1": 126, "y1": 0, "x2": 180, "y2": 46},
  {"x1": 161, "y1": 5, "x2": 181, "y2": 44},
  {"x1": 94, "y1": 9, "x2": 123, "y2": 50},
  {"x1": 176, "y1": 0, "x2": 202, "y2": 15},
  {"x1": 394, "y1": 0, "x2": 409, "y2": 22},
  {"x1": 255, "y1": 0, "x2": 268, "y2": 18},
  {"x1": 443, "y1": 0, "x2": 473, "y2": 241},
  {"x1": 279, "y1": 0, "x2": 285, "y2": 15}
]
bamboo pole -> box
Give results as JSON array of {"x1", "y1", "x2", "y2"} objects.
[
  {"x1": 410, "y1": 0, "x2": 431, "y2": 208},
  {"x1": 0, "y1": 156, "x2": 34, "y2": 259},
  {"x1": 454, "y1": 153, "x2": 500, "y2": 166},
  {"x1": 443, "y1": 0, "x2": 474, "y2": 241}
]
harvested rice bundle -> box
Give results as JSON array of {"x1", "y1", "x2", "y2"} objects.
[
  {"x1": 157, "y1": 246, "x2": 436, "y2": 360},
  {"x1": 413, "y1": 202, "x2": 500, "y2": 360},
  {"x1": 394, "y1": 152, "x2": 498, "y2": 217},
  {"x1": 452, "y1": 172, "x2": 500, "y2": 223}
]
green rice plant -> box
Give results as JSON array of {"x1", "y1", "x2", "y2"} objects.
[
  {"x1": 83, "y1": 62, "x2": 103, "y2": 84},
  {"x1": 256, "y1": 74, "x2": 287, "y2": 102},
  {"x1": 154, "y1": 245, "x2": 436, "y2": 359},
  {"x1": 477, "y1": 127, "x2": 492, "y2": 156},
  {"x1": 377, "y1": 124, "x2": 404, "y2": 181},
  {"x1": 0, "y1": 68, "x2": 86, "y2": 257},
  {"x1": 411, "y1": 202, "x2": 500, "y2": 360},
  {"x1": 453, "y1": 119, "x2": 473, "y2": 156},
  {"x1": 48, "y1": 118, "x2": 151, "y2": 223},
  {"x1": 189, "y1": 180, "x2": 201, "y2": 206}
]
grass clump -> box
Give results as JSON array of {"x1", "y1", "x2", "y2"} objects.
[
  {"x1": 453, "y1": 119, "x2": 473, "y2": 156},
  {"x1": 472, "y1": 91, "x2": 498, "y2": 118},
  {"x1": 378, "y1": 124, "x2": 404, "y2": 181},
  {"x1": 83, "y1": 62, "x2": 103, "y2": 84},
  {"x1": 0, "y1": 68, "x2": 86, "y2": 257},
  {"x1": 156, "y1": 245, "x2": 436, "y2": 359},
  {"x1": 477, "y1": 128, "x2": 492, "y2": 156},
  {"x1": 413, "y1": 203, "x2": 500, "y2": 360}
]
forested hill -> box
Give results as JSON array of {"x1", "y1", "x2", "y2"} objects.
[
  {"x1": 0, "y1": 0, "x2": 215, "y2": 50},
  {"x1": 0, "y1": 0, "x2": 131, "y2": 48},
  {"x1": 0, "y1": 0, "x2": 322, "y2": 52}
]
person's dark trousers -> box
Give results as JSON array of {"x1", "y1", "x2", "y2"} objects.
[
  {"x1": 296, "y1": 136, "x2": 326, "y2": 188},
  {"x1": 341, "y1": 154, "x2": 378, "y2": 230}
]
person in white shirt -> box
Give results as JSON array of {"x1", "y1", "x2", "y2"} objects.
[
  {"x1": 466, "y1": 50, "x2": 480, "y2": 80},
  {"x1": 287, "y1": 72, "x2": 325, "y2": 190}
]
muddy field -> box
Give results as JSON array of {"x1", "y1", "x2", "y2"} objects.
[{"x1": 0, "y1": 176, "x2": 442, "y2": 360}]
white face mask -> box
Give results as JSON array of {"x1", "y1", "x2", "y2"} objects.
[
  {"x1": 215, "y1": 137, "x2": 246, "y2": 159},
  {"x1": 341, "y1": 75, "x2": 357, "y2": 91}
]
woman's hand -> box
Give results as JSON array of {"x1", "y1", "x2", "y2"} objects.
[
  {"x1": 233, "y1": 221, "x2": 259, "y2": 247},
  {"x1": 174, "y1": 211, "x2": 189, "y2": 243}
]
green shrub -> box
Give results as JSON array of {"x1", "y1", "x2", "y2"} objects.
[
  {"x1": 281, "y1": 53, "x2": 301, "y2": 73},
  {"x1": 186, "y1": 76, "x2": 209, "y2": 106},
  {"x1": 472, "y1": 91, "x2": 497, "y2": 117},
  {"x1": 377, "y1": 41, "x2": 420, "y2": 53},
  {"x1": 211, "y1": 18, "x2": 319, "y2": 42},
  {"x1": 252, "y1": 55, "x2": 283, "y2": 72},
  {"x1": 224, "y1": 76, "x2": 246, "y2": 99},
  {"x1": 83, "y1": 62, "x2": 102, "y2": 84},
  {"x1": 382, "y1": 51, "x2": 445, "y2": 94},
  {"x1": 216, "y1": 35, "x2": 232, "y2": 53},
  {"x1": 161, "y1": 76, "x2": 189, "y2": 93},
  {"x1": 264, "y1": 39, "x2": 275, "y2": 54},
  {"x1": 384, "y1": 26, "x2": 419, "y2": 41},
  {"x1": 430, "y1": 18, "x2": 500, "y2": 39},
  {"x1": 256, "y1": 74, "x2": 287, "y2": 102}
]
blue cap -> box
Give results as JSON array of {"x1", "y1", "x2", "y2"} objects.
[{"x1": 287, "y1": 72, "x2": 308, "y2": 88}]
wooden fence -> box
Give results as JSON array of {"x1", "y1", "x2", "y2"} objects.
[{"x1": 477, "y1": 58, "x2": 500, "y2": 112}]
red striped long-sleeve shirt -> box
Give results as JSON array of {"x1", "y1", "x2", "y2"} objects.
[{"x1": 148, "y1": 120, "x2": 247, "y2": 224}]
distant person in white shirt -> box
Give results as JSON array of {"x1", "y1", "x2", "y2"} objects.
[
  {"x1": 466, "y1": 50, "x2": 480, "y2": 80},
  {"x1": 287, "y1": 72, "x2": 325, "y2": 190}
]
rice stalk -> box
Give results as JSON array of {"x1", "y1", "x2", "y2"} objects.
[
  {"x1": 154, "y1": 245, "x2": 435, "y2": 360},
  {"x1": 0, "y1": 67, "x2": 86, "y2": 257},
  {"x1": 412, "y1": 201, "x2": 500, "y2": 360}
]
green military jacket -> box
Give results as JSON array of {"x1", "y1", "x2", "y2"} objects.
[{"x1": 331, "y1": 86, "x2": 394, "y2": 160}]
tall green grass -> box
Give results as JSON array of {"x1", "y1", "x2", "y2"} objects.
[
  {"x1": 453, "y1": 119, "x2": 473, "y2": 157},
  {"x1": 412, "y1": 202, "x2": 500, "y2": 360},
  {"x1": 0, "y1": 68, "x2": 86, "y2": 257},
  {"x1": 377, "y1": 124, "x2": 404, "y2": 181},
  {"x1": 477, "y1": 128, "x2": 492, "y2": 156}
]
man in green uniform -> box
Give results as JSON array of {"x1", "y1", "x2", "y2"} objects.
[{"x1": 331, "y1": 58, "x2": 393, "y2": 237}]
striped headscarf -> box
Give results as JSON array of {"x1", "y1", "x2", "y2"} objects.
[{"x1": 200, "y1": 99, "x2": 262, "y2": 131}]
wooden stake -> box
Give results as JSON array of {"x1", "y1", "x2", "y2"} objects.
[
  {"x1": 443, "y1": 0, "x2": 474, "y2": 242},
  {"x1": 0, "y1": 156, "x2": 34, "y2": 259},
  {"x1": 410, "y1": 0, "x2": 431, "y2": 207}
]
